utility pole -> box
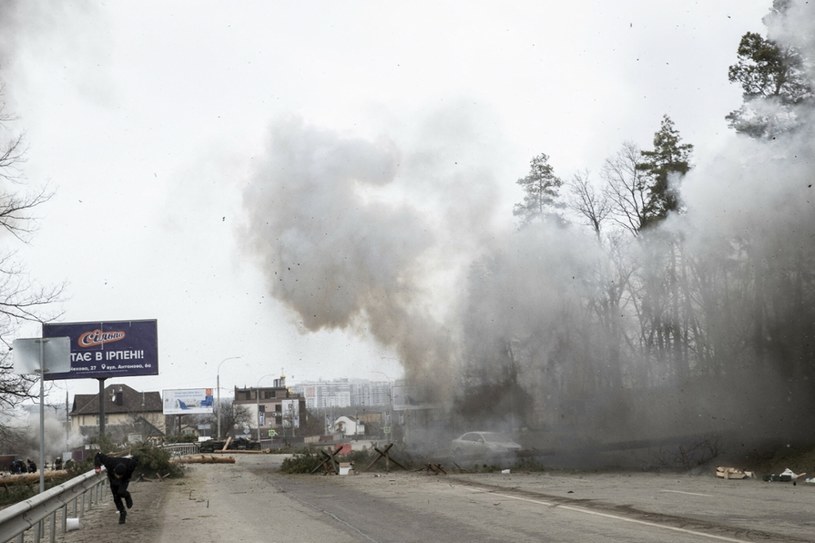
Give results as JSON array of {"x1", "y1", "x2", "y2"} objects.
[{"x1": 216, "y1": 356, "x2": 241, "y2": 440}]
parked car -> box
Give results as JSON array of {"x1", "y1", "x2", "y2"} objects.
[
  {"x1": 230, "y1": 436, "x2": 261, "y2": 450},
  {"x1": 198, "y1": 436, "x2": 260, "y2": 453},
  {"x1": 451, "y1": 431, "x2": 522, "y2": 465}
]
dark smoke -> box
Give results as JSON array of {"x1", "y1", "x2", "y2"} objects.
[
  {"x1": 242, "y1": 4, "x2": 815, "y2": 461},
  {"x1": 240, "y1": 117, "x2": 463, "y2": 401}
]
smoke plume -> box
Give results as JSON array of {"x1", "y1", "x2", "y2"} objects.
[
  {"x1": 242, "y1": 3, "x2": 815, "y2": 456},
  {"x1": 240, "y1": 113, "x2": 507, "y2": 402}
]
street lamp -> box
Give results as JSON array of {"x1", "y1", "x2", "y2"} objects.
[
  {"x1": 12, "y1": 337, "x2": 70, "y2": 493},
  {"x1": 216, "y1": 356, "x2": 241, "y2": 440},
  {"x1": 256, "y1": 373, "x2": 277, "y2": 441}
]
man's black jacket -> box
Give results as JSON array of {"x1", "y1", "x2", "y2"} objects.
[{"x1": 93, "y1": 452, "x2": 138, "y2": 482}]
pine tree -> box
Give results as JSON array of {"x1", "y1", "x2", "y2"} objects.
[
  {"x1": 512, "y1": 153, "x2": 563, "y2": 227},
  {"x1": 636, "y1": 115, "x2": 693, "y2": 228},
  {"x1": 725, "y1": 1, "x2": 813, "y2": 138}
]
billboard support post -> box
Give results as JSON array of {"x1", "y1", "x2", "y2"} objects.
[{"x1": 97, "y1": 378, "x2": 106, "y2": 439}]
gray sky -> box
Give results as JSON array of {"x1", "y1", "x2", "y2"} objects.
[{"x1": 2, "y1": 1, "x2": 770, "y2": 403}]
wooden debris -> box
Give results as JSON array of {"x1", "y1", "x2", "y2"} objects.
[
  {"x1": 0, "y1": 471, "x2": 69, "y2": 486},
  {"x1": 715, "y1": 466, "x2": 754, "y2": 479},
  {"x1": 418, "y1": 463, "x2": 446, "y2": 475},
  {"x1": 173, "y1": 455, "x2": 236, "y2": 465}
]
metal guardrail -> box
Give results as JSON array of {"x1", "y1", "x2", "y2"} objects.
[
  {"x1": 160, "y1": 443, "x2": 200, "y2": 457},
  {"x1": 0, "y1": 470, "x2": 108, "y2": 543}
]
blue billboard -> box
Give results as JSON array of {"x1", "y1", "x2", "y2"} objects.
[{"x1": 41, "y1": 319, "x2": 158, "y2": 380}]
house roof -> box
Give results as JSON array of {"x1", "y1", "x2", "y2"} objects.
[
  {"x1": 71, "y1": 383, "x2": 162, "y2": 416},
  {"x1": 133, "y1": 415, "x2": 165, "y2": 437}
]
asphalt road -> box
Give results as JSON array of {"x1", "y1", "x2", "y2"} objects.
[{"x1": 60, "y1": 454, "x2": 815, "y2": 542}]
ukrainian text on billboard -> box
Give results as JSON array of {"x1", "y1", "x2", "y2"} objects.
[
  {"x1": 162, "y1": 388, "x2": 215, "y2": 415},
  {"x1": 42, "y1": 319, "x2": 158, "y2": 380}
]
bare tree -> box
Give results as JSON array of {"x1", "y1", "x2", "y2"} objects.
[
  {"x1": 215, "y1": 400, "x2": 252, "y2": 437},
  {"x1": 602, "y1": 142, "x2": 649, "y2": 236},
  {"x1": 567, "y1": 169, "x2": 611, "y2": 240},
  {"x1": 0, "y1": 88, "x2": 63, "y2": 409}
]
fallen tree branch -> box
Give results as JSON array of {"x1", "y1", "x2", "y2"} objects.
[{"x1": 172, "y1": 455, "x2": 236, "y2": 465}]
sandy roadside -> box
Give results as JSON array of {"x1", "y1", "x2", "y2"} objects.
[
  {"x1": 59, "y1": 475, "x2": 169, "y2": 542},
  {"x1": 59, "y1": 456, "x2": 352, "y2": 543}
]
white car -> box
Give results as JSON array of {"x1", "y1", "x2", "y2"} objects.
[{"x1": 451, "y1": 431, "x2": 522, "y2": 464}]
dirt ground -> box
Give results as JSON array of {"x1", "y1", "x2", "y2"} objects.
[
  {"x1": 60, "y1": 464, "x2": 264, "y2": 542},
  {"x1": 59, "y1": 454, "x2": 437, "y2": 543},
  {"x1": 56, "y1": 445, "x2": 815, "y2": 543},
  {"x1": 60, "y1": 454, "x2": 327, "y2": 543},
  {"x1": 59, "y1": 474, "x2": 169, "y2": 542}
]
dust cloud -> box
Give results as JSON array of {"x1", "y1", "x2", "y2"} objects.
[
  {"x1": 0, "y1": 407, "x2": 85, "y2": 465},
  {"x1": 240, "y1": 4, "x2": 815, "y2": 457},
  {"x1": 239, "y1": 113, "x2": 504, "y2": 404}
]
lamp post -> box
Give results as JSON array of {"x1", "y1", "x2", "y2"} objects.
[
  {"x1": 216, "y1": 356, "x2": 241, "y2": 440},
  {"x1": 12, "y1": 337, "x2": 70, "y2": 493},
  {"x1": 255, "y1": 373, "x2": 277, "y2": 441}
]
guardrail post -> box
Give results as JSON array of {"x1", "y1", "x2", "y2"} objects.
[
  {"x1": 48, "y1": 510, "x2": 56, "y2": 543},
  {"x1": 60, "y1": 504, "x2": 67, "y2": 539}
]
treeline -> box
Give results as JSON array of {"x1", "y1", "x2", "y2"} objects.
[{"x1": 455, "y1": 0, "x2": 814, "y2": 435}]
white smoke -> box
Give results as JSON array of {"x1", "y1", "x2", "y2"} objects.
[
  {"x1": 241, "y1": 2, "x2": 815, "y2": 450},
  {"x1": 0, "y1": 406, "x2": 85, "y2": 463},
  {"x1": 240, "y1": 110, "x2": 511, "y2": 401},
  {"x1": 765, "y1": 1, "x2": 815, "y2": 71}
]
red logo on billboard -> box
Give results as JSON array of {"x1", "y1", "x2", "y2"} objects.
[{"x1": 77, "y1": 329, "x2": 126, "y2": 348}]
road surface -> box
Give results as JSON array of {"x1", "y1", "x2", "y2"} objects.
[{"x1": 60, "y1": 454, "x2": 815, "y2": 542}]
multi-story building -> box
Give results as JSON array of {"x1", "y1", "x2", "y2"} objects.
[{"x1": 232, "y1": 377, "x2": 307, "y2": 439}]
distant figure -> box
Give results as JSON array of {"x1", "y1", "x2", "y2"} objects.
[
  {"x1": 10, "y1": 459, "x2": 24, "y2": 474},
  {"x1": 26, "y1": 459, "x2": 36, "y2": 473},
  {"x1": 94, "y1": 452, "x2": 139, "y2": 525},
  {"x1": 54, "y1": 457, "x2": 63, "y2": 471}
]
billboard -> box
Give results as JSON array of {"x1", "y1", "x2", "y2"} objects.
[
  {"x1": 281, "y1": 398, "x2": 300, "y2": 429},
  {"x1": 42, "y1": 319, "x2": 158, "y2": 380},
  {"x1": 163, "y1": 388, "x2": 215, "y2": 415}
]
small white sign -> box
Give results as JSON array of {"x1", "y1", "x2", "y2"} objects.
[{"x1": 12, "y1": 337, "x2": 71, "y2": 375}]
